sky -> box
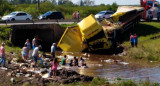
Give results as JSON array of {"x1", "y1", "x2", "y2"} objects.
[{"x1": 71, "y1": 0, "x2": 160, "y2": 5}]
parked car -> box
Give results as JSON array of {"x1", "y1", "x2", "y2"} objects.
[
  {"x1": 1, "y1": 11, "x2": 32, "y2": 21},
  {"x1": 38, "y1": 11, "x2": 64, "y2": 20},
  {"x1": 95, "y1": 11, "x2": 114, "y2": 19}
]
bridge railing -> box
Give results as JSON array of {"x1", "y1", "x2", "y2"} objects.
[{"x1": 0, "y1": 19, "x2": 79, "y2": 25}]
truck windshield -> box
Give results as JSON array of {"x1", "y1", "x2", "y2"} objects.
[{"x1": 147, "y1": 1, "x2": 153, "y2": 6}]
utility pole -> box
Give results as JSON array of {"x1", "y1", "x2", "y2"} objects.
[
  {"x1": 37, "y1": 0, "x2": 40, "y2": 10},
  {"x1": 80, "y1": 0, "x2": 83, "y2": 6}
]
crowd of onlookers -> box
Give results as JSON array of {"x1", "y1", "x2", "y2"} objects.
[
  {"x1": 0, "y1": 33, "x2": 138, "y2": 77},
  {"x1": 21, "y1": 35, "x2": 87, "y2": 77}
]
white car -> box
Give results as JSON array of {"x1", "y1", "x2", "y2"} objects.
[
  {"x1": 1, "y1": 11, "x2": 32, "y2": 21},
  {"x1": 95, "y1": 11, "x2": 114, "y2": 19}
]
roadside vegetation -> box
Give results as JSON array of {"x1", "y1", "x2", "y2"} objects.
[
  {"x1": 0, "y1": 1, "x2": 118, "y2": 19},
  {"x1": 122, "y1": 22, "x2": 160, "y2": 61},
  {"x1": 19, "y1": 77, "x2": 160, "y2": 86},
  {"x1": 0, "y1": 26, "x2": 22, "y2": 62}
]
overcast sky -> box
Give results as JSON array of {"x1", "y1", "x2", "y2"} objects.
[{"x1": 71, "y1": 0, "x2": 160, "y2": 5}]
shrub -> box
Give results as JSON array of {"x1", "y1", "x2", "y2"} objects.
[{"x1": 90, "y1": 77, "x2": 107, "y2": 86}]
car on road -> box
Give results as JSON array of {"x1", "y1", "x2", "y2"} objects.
[
  {"x1": 1, "y1": 11, "x2": 32, "y2": 21},
  {"x1": 95, "y1": 11, "x2": 114, "y2": 19},
  {"x1": 38, "y1": 11, "x2": 64, "y2": 20}
]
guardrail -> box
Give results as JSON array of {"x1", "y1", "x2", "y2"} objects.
[{"x1": 0, "y1": 19, "x2": 79, "y2": 26}]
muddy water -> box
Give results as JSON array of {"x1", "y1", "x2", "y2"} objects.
[{"x1": 57, "y1": 51, "x2": 160, "y2": 83}]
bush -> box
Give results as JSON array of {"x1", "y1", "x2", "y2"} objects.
[
  {"x1": 0, "y1": 2, "x2": 118, "y2": 19},
  {"x1": 0, "y1": 26, "x2": 11, "y2": 40},
  {"x1": 24, "y1": 6, "x2": 39, "y2": 19},
  {"x1": 39, "y1": 1, "x2": 55, "y2": 14},
  {"x1": 90, "y1": 77, "x2": 106, "y2": 86}
]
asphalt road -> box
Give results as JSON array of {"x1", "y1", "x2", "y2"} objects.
[
  {"x1": 0, "y1": 21, "x2": 75, "y2": 26},
  {"x1": 0, "y1": 19, "x2": 78, "y2": 25}
]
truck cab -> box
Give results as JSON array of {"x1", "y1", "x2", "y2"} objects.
[{"x1": 141, "y1": 0, "x2": 160, "y2": 21}]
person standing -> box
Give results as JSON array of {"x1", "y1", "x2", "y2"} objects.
[
  {"x1": 52, "y1": 58, "x2": 58, "y2": 76},
  {"x1": 21, "y1": 44, "x2": 28, "y2": 62},
  {"x1": 32, "y1": 36, "x2": 39, "y2": 50},
  {"x1": 130, "y1": 33, "x2": 134, "y2": 47},
  {"x1": 134, "y1": 33, "x2": 138, "y2": 47},
  {"x1": 32, "y1": 36, "x2": 37, "y2": 50},
  {"x1": 76, "y1": 11, "x2": 80, "y2": 20},
  {"x1": 51, "y1": 43, "x2": 56, "y2": 58},
  {"x1": 32, "y1": 45, "x2": 41, "y2": 68},
  {"x1": 0, "y1": 43, "x2": 6, "y2": 68},
  {"x1": 25, "y1": 39, "x2": 31, "y2": 57},
  {"x1": 73, "y1": 11, "x2": 77, "y2": 19}
]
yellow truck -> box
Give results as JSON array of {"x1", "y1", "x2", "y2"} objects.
[{"x1": 58, "y1": 6, "x2": 144, "y2": 52}]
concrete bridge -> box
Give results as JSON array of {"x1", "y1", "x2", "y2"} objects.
[{"x1": 11, "y1": 24, "x2": 66, "y2": 51}]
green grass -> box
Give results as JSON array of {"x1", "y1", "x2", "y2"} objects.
[
  {"x1": 122, "y1": 22, "x2": 160, "y2": 61},
  {"x1": 59, "y1": 23, "x2": 77, "y2": 28},
  {"x1": 44, "y1": 77, "x2": 160, "y2": 86},
  {"x1": 0, "y1": 26, "x2": 22, "y2": 62}
]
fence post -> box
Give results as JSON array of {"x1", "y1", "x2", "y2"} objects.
[
  {"x1": 32, "y1": 20, "x2": 34, "y2": 24},
  {"x1": 5, "y1": 21, "x2": 7, "y2": 26}
]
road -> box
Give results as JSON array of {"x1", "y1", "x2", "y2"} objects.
[{"x1": 0, "y1": 20, "x2": 77, "y2": 25}]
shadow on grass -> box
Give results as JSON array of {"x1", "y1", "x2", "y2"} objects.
[{"x1": 121, "y1": 22, "x2": 160, "y2": 41}]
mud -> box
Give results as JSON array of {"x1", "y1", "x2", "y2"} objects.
[{"x1": 0, "y1": 54, "x2": 93, "y2": 86}]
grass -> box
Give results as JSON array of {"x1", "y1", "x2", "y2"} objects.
[
  {"x1": 44, "y1": 77, "x2": 160, "y2": 86},
  {"x1": 0, "y1": 25, "x2": 22, "y2": 62},
  {"x1": 122, "y1": 22, "x2": 160, "y2": 61},
  {"x1": 59, "y1": 23, "x2": 77, "y2": 28}
]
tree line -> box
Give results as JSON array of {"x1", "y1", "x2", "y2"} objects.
[{"x1": 0, "y1": 0, "x2": 118, "y2": 19}]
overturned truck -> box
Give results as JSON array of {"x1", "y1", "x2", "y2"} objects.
[{"x1": 58, "y1": 6, "x2": 144, "y2": 52}]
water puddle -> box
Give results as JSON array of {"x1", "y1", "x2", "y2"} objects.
[{"x1": 57, "y1": 51, "x2": 160, "y2": 83}]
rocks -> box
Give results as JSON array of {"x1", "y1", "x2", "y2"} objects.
[
  {"x1": 10, "y1": 78, "x2": 15, "y2": 83},
  {"x1": 80, "y1": 75, "x2": 93, "y2": 82},
  {"x1": 40, "y1": 68, "x2": 48, "y2": 74},
  {"x1": 2, "y1": 53, "x2": 94, "y2": 85},
  {"x1": 16, "y1": 73, "x2": 22, "y2": 77},
  {"x1": 20, "y1": 69, "x2": 27, "y2": 74},
  {"x1": 25, "y1": 74, "x2": 32, "y2": 77},
  {"x1": 35, "y1": 74, "x2": 42, "y2": 78}
]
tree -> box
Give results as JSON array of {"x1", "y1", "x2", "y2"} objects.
[
  {"x1": 83, "y1": 0, "x2": 94, "y2": 6},
  {"x1": 0, "y1": 0, "x2": 14, "y2": 16},
  {"x1": 80, "y1": 0, "x2": 83, "y2": 6},
  {"x1": 111, "y1": 2, "x2": 118, "y2": 12},
  {"x1": 58, "y1": 0, "x2": 73, "y2": 5},
  {"x1": 52, "y1": 0, "x2": 57, "y2": 5}
]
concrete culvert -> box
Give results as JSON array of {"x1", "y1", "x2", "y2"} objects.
[{"x1": 11, "y1": 24, "x2": 65, "y2": 51}]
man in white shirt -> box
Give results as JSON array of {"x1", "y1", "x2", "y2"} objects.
[
  {"x1": 51, "y1": 43, "x2": 56, "y2": 58},
  {"x1": 32, "y1": 45, "x2": 41, "y2": 68}
]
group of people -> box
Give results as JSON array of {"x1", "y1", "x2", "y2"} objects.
[
  {"x1": 0, "y1": 34, "x2": 87, "y2": 77},
  {"x1": 50, "y1": 55, "x2": 87, "y2": 77},
  {"x1": 130, "y1": 33, "x2": 138, "y2": 47},
  {"x1": 68, "y1": 56, "x2": 86, "y2": 67},
  {"x1": 73, "y1": 11, "x2": 80, "y2": 20},
  {"x1": 21, "y1": 36, "x2": 42, "y2": 68}
]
